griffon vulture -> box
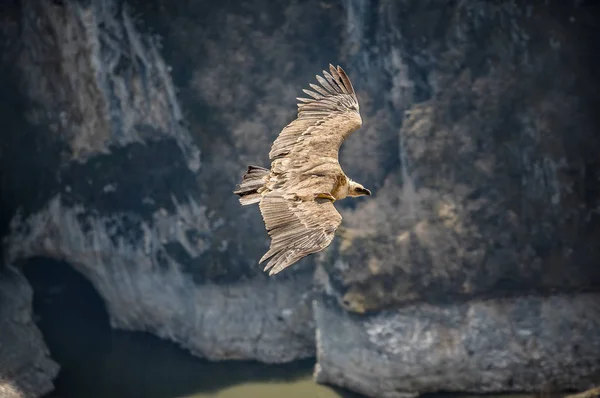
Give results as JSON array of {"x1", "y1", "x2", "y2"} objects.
[{"x1": 234, "y1": 64, "x2": 371, "y2": 275}]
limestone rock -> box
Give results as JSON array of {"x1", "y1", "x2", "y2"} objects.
[
  {"x1": 314, "y1": 294, "x2": 600, "y2": 398},
  {"x1": 0, "y1": 268, "x2": 59, "y2": 398}
]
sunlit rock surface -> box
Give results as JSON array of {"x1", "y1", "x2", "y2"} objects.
[
  {"x1": 0, "y1": 268, "x2": 59, "y2": 398},
  {"x1": 1, "y1": 0, "x2": 599, "y2": 397}
]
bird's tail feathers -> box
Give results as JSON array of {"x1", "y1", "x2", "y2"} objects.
[{"x1": 234, "y1": 165, "x2": 269, "y2": 205}]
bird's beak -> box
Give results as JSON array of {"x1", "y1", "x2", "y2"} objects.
[{"x1": 363, "y1": 188, "x2": 371, "y2": 196}]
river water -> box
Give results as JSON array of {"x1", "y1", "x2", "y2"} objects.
[{"x1": 24, "y1": 259, "x2": 362, "y2": 398}]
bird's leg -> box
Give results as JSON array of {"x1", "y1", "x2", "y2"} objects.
[{"x1": 315, "y1": 192, "x2": 336, "y2": 202}]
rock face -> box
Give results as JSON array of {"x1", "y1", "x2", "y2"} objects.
[
  {"x1": 1, "y1": 0, "x2": 600, "y2": 397},
  {"x1": 0, "y1": 267, "x2": 59, "y2": 398},
  {"x1": 314, "y1": 294, "x2": 600, "y2": 398},
  {"x1": 311, "y1": 1, "x2": 600, "y2": 395},
  {"x1": 2, "y1": 0, "x2": 316, "y2": 365},
  {"x1": 320, "y1": 0, "x2": 600, "y2": 314}
]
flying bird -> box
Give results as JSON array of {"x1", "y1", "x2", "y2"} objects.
[{"x1": 234, "y1": 64, "x2": 371, "y2": 276}]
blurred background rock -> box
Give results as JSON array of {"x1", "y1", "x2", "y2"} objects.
[{"x1": 0, "y1": 0, "x2": 599, "y2": 397}]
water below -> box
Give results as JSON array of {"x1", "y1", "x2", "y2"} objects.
[{"x1": 24, "y1": 258, "x2": 363, "y2": 398}]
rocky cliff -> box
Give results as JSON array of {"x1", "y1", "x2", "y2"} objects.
[
  {"x1": 1, "y1": 0, "x2": 599, "y2": 397},
  {"x1": 2, "y1": 0, "x2": 316, "y2": 366},
  {"x1": 0, "y1": 267, "x2": 59, "y2": 398},
  {"x1": 322, "y1": 0, "x2": 600, "y2": 314}
]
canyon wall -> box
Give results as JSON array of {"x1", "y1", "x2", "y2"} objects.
[{"x1": 1, "y1": 0, "x2": 599, "y2": 397}]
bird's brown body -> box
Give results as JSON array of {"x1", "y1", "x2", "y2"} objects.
[{"x1": 234, "y1": 65, "x2": 370, "y2": 275}]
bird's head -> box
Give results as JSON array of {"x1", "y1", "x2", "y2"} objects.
[{"x1": 347, "y1": 179, "x2": 371, "y2": 197}]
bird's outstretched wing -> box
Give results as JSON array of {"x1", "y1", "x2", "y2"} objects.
[
  {"x1": 258, "y1": 183, "x2": 343, "y2": 275},
  {"x1": 269, "y1": 64, "x2": 362, "y2": 161}
]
